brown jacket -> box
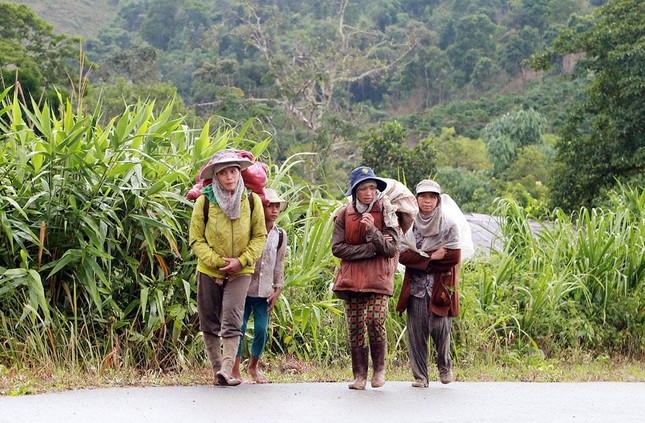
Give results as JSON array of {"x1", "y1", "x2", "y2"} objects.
[
  {"x1": 396, "y1": 248, "x2": 461, "y2": 317},
  {"x1": 331, "y1": 201, "x2": 399, "y2": 296}
]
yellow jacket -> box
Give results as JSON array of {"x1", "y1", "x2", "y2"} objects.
[{"x1": 189, "y1": 192, "x2": 267, "y2": 278}]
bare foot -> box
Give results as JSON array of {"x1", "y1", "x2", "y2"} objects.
[
  {"x1": 248, "y1": 356, "x2": 269, "y2": 384},
  {"x1": 248, "y1": 367, "x2": 269, "y2": 384}
]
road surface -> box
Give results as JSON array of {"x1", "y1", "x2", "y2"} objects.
[{"x1": 1, "y1": 381, "x2": 643, "y2": 423}]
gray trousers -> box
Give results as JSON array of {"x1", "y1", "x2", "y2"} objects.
[
  {"x1": 406, "y1": 294, "x2": 452, "y2": 382},
  {"x1": 197, "y1": 272, "x2": 252, "y2": 338}
]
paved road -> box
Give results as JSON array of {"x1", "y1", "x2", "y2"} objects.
[{"x1": 1, "y1": 381, "x2": 643, "y2": 423}]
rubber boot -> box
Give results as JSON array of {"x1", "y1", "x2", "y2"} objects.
[
  {"x1": 203, "y1": 333, "x2": 222, "y2": 385},
  {"x1": 439, "y1": 367, "x2": 452, "y2": 384},
  {"x1": 216, "y1": 336, "x2": 242, "y2": 386},
  {"x1": 370, "y1": 341, "x2": 386, "y2": 388},
  {"x1": 348, "y1": 347, "x2": 368, "y2": 390}
]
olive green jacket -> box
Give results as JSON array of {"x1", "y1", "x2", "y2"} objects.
[{"x1": 189, "y1": 192, "x2": 267, "y2": 279}]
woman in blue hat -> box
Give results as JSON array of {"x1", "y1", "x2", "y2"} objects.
[{"x1": 331, "y1": 166, "x2": 399, "y2": 390}]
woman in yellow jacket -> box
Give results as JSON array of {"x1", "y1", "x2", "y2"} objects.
[{"x1": 189, "y1": 149, "x2": 267, "y2": 386}]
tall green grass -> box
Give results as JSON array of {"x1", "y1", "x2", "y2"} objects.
[
  {"x1": 457, "y1": 193, "x2": 644, "y2": 361},
  {"x1": 1, "y1": 93, "x2": 642, "y2": 376},
  {"x1": 0, "y1": 91, "x2": 271, "y2": 370}
]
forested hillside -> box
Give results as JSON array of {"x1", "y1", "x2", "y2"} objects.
[{"x1": 3, "y1": 0, "x2": 643, "y2": 213}]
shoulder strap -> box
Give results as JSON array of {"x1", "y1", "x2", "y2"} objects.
[
  {"x1": 203, "y1": 197, "x2": 210, "y2": 225},
  {"x1": 248, "y1": 191, "x2": 256, "y2": 239},
  {"x1": 277, "y1": 228, "x2": 285, "y2": 251}
]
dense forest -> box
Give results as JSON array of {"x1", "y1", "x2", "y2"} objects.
[{"x1": 5, "y1": 0, "x2": 642, "y2": 215}]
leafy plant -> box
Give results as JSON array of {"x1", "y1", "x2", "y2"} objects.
[{"x1": 0, "y1": 93, "x2": 268, "y2": 370}]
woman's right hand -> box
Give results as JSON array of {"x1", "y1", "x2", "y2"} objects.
[{"x1": 360, "y1": 213, "x2": 375, "y2": 231}]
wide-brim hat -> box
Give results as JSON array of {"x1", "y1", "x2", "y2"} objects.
[
  {"x1": 199, "y1": 149, "x2": 254, "y2": 180},
  {"x1": 344, "y1": 166, "x2": 388, "y2": 196},
  {"x1": 415, "y1": 179, "x2": 441, "y2": 195},
  {"x1": 264, "y1": 188, "x2": 288, "y2": 210}
]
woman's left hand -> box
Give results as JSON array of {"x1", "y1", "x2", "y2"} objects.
[{"x1": 430, "y1": 247, "x2": 447, "y2": 260}]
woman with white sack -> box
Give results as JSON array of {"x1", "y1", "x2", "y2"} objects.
[{"x1": 396, "y1": 179, "x2": 473, "y2": 387}]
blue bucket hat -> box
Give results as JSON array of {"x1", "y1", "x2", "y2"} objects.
[{"x1": 345, "y1": 166, "x2": 388, "y2": 196}]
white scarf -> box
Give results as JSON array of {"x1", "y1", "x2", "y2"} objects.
[
  {"x1": 401, "y1": 197, "x2": 460, "y2": 253},
  {"x1": 354, "y1": 195, "x2": 379, "y2": 214},
  {"x1": 212, "y1": 178, "x2": 244, "y2": 220}
]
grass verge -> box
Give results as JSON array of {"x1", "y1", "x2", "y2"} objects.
[{"x1": 1, "y1": 355, "x2": 643, "y2": 396}]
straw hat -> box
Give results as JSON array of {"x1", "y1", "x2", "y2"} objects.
[
  {"x1": 264, "y1": 188, "x2": 287, "y2": 210},
  {"x1": 199, "y1": 149, "x2": 254, "y2": 180}
]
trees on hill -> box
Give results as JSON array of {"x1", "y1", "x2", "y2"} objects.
[
  {"x1": 228, "y1": 0, "x2": 422, "y2": 184},
  {"x1": 482, "y1": 108, "x2": 547, "y2": 177},
  {"x1": 235, "y1": 0, "x2": 419, "y2": 134},
  {"x1": 0, "y1": 3, "x2": 81, "y2": 104},
  {"x1": 6, "y1": 0, "x2": 636, "y2": 212},
  {"x1": 361, "y1": 120, "x2": 436, "y2": 188},
  {"x1": 530, "y1": 0, "x2": 645, "y2": 211}
]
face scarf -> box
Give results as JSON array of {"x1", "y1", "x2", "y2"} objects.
[
  {"x1": 401, "y1": 195, "x2": 460, "y2": 253},
  {"x1": 206, "y1": 176, "x2": 245, "y2": 220}
]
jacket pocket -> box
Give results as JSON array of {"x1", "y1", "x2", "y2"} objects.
[{"x1": 432, "y1": 272, "x2": 453, "y2": 307}]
